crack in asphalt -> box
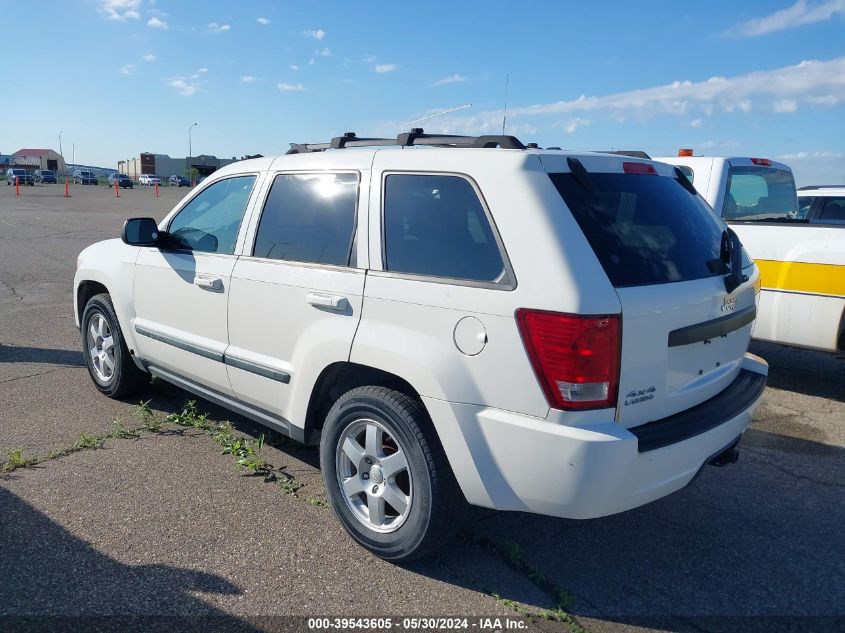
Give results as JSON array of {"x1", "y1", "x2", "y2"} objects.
[
  {"x1": 742, "y1": 447, "x2": 845, "y2": 489},
  {"x1": 0, "y1": 367, "x2": 72, "y2": 384}
]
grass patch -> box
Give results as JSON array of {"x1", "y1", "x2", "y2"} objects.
[
  {"x1": 2, "y1": 449, "x2": 37, "y2": 473},
  {"x1": 73, "y1": 434, "x2": 104, "y2": 450}
]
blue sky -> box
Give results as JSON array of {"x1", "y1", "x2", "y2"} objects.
[{"x1": 3, "y1": 0, "x2": 844, "y2": 184}]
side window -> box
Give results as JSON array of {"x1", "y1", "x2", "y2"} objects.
[
  {"x1": 253, "y1": 172, "x2": 358, "y2": 266},
  {"x1": 383, "y1": 174, "x2": 506, "y2": 283},
  {"x1": 797, "y1": 196, "x2": 815, "y2": 220},
  {"x1": 816, "y1": 197, "x2": 845, "y2": 223},
  {"x1": 167, "y1": 175, "x2": 256, "y2": 254}
]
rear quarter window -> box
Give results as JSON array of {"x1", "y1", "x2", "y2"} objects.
[{"x1": 550, "y1": 172, "x2": 727, "y2": 287}]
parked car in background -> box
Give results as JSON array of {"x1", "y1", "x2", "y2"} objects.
[
  {"x1": 797, "y1": 185, "x2": 845, "y2": 223},
  {"x1": 73, "y1": 170, "x2": 98, "y2": 185},
  {"x1": 655, "y1": 151, "x2": 844, "y2": 353},
  {"x1": 36, "y1": 169, "x2": 58, "y2": 184},
  {"x1": 108, "y1": 173, "x2": 134, "y2": 189},
  {"x1": 169, "y1": 175, "x2": 190, "y2": 187},
  {"x1": 75, "y1": 131, "x2": 768, "y2": 561},
  {"x1": 6, "y1": 168, "x2": 35, "y2": 186},
  {"x1": 139, "y1": 174, "x2": 161, "y2": 186}
]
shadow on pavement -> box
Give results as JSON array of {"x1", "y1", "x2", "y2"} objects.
[
  {"x1": 750, "y1": 340, "x2": 845, "y2": 403},
  {"x1": 0, "y1": 487, "x2": 262, "y2": 632},
  {"x1": 0, "y1": 344, "x2": 84, "y2": 367},
  {"x1": 414, "y1": 428, "x2": 845, "y2": 632}
]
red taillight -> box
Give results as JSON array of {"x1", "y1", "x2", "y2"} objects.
[
  {"x1": 751, "y1": 158, "x2": 772, "y2": 166},
  {"x1": 622, "y1": 161, "x2": 657, "y2": 175},
  {"x1": 516, "y1": 310, "x2": 621, "y2": 411}
]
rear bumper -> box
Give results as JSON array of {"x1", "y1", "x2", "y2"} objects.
[{"x1": 425, "y1": 353, "x2": 768, "y2": 520}]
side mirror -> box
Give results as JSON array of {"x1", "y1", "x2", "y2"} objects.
[{"x1": 122, "y1": 217, "x2": 160, "y2": 246}]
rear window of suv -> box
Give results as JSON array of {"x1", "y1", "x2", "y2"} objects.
[{"x1": 550, "y1": 171, "x2": 727, "y2": 287}]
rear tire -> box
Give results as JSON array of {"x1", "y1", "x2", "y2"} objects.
[
  {"x1": 320, "y1": 386, "x2": 467, "y2": 562},
  {"x1": 80, "y1": 293, "x2": 148, "y2": 398}
]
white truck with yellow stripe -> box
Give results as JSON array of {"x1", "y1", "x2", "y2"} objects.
[{"x1": 655, "y1": 152, "x2": 844, "y2": 353}]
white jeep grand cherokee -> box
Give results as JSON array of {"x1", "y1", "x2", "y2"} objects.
[{"x1": 74, "y1": 130, "x2": 768, "y2": 561}]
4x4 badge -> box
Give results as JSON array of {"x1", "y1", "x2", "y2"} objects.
[{"x1": 624, "y1": 386, "x2": 656, "y2": 406}]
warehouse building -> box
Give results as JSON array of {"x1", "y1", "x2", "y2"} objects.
[
  {"x1": 117, "y1": 152, "x2": 261, "y2": 181},
  {"x1": 10, "y1": 149, "x2": 67, "y2": 175}
]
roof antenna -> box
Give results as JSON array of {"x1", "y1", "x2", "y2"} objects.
[
  {"x1": 502, "y1": 73, "x2": 509, "y2": 135},
  {"x1": 401, "y1": 103, "x2": 472, "y2": 132}
]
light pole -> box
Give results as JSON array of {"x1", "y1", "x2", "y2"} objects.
[
  {"x1": 188, "y1": 122, "x2": 197, "y2": 183},
  {"x1": 58, "y1": 131, "x2": 63, "y2": 176}
]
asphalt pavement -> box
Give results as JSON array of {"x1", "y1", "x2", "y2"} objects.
[{"x1": 1, "y1": 184, "x2": 843, "y2": 633}]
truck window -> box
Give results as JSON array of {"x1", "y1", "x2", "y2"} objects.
[{"x1": 722, "y1": 167, "x2": 798, "y2": 222}]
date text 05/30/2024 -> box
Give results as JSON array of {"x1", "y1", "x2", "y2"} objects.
[{"x1": 307, "y1": 617, "x2": 529, "y2": 630}]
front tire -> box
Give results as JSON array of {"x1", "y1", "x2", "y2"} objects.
[
  {"x1": 320, "y1": 386, "x2": 467, "y2": 562},
  {"x1": 80, "y1": 293, "x2": 148, "y2": 398}
]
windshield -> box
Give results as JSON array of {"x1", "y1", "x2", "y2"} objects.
[
  {"x1": 550, "y1": 172, "x2": 728, "y2": 287},
  {"x1": 42, "y1": 170, "x2": 53, "y2": 175},
  {"x1": 722, "y1": 167, "x2": 799, "y2": 222}
]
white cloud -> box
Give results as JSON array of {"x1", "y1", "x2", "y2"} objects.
[
  {"x1": 375, "y1": 63, "x2": 397, "y2": 74},
  {"x1": 433, "y1": 74, "x2": 468, "y2": 86},
  {"x1": 240, "y1": 75, "x2": 257, "y2": 83},
  {"x1": 99, "y1": 0, "x2": 141, "y2": 21},
  {"x1": 196, "y1": 67, "x2": 209, "y2": 74},
  {"x1": 431, "y1": 56, "x2": 845, "y2": 133},
  {"x1": 119, "y1": 64, "x2": 135, "y2": 75},
  {"x1": 776, "y1": 150, "x2": 843, "y2": 160},
  {"x1": 290, "y1": 65, "x2": 300, "y2": 71},
  {"x1": 303, "y1": 29, "x2": 326, "y2": 40},
  {"x1": 363, "y1": 54, "x2": 377, "y2": 64},
  {"x1": 207, "y1": 22, "x2": 231, "y2": 34},
  {"x1": 726, "y1": 0, "x2": 845, "y2": 37},
  {"x1": 690, "y1": 118, "x2": 704, "y2": 128},
  {"x1": 147, "y1": 16, "x2": 168, "y2": 29},
  {"x1": 278, "y1": 83, "x2": 304, "y2": 92},
  {"x1": 143, "y1": 53, "x2": 155, "y2": 62},
  {"x1": 256, "y1": 17, "x2": 270, "y2": 25},
  {"x1": 317, "y1": 47, "x2": 332, "y2": 57},
  {"x1": 308, "y1": 59, "x2": 315, "y2": 65},
  {"x1": 561, "y1": 118, "x2": 590, "y2": 134},
  {"x1": 773, "y1": 98, "x2": 798, "y2": 113},
  {"x1": 167, "y1": 78, "x2": 200, "y2": 96}
]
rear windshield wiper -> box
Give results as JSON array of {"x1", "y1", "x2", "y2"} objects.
[
  {"x1": 723, "y1": 228, "x2": 747, "y2": 294},
  {"x1": 674, "y1": 167, "x2": 697, "y2": 195},
  {"x1": 567, "y1": 157, "x2": 595, "y2": 193}
]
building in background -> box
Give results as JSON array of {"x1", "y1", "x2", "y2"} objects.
[
  {"x1": 118, "y1": 152, "x2": 261, "y2": 181},
  {"x1": 10, "y1": 149, "x2": 67, "y2": 175},
  {"x1": 0, "y1": 154, "x2": 11, "y2": 174}
]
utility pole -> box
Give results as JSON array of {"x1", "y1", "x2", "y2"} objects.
[
  {"x1": 58, "y1": 131, "x2": 63, "y2": 176},
  {"x1": 188, "y1": 122, "x2": 197, "y2": 183}
]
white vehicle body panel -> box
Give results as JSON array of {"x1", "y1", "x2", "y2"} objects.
[{"x1": 656, "y1": 155, "x2": 844, "y2": 352}]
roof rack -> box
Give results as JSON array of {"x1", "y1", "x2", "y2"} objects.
[
  {"x1": 798, "y1": 184, "x2": 845, "y2": 190},
  {"x1": 286, "y1": 128, "x2": 526, "y2": 154}
]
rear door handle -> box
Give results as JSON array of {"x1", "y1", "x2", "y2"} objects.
[
  {"x1": 306, "y1": 293, "x2": 349, "y2": 311},
  {"x1": 195, "y1": 276, "x2": 223, "y2": 291}
]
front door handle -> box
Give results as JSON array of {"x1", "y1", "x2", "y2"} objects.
[
  {"x1": 306, "y1": 293, "x2": 349, "y2": 311},
  {"x1": 195, "y1": 276, "x2": 223, "y2": 291}
]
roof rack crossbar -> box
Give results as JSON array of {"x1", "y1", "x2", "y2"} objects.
[{"x1": 286, "y1": 128, "x2": 526, "y2": 154}]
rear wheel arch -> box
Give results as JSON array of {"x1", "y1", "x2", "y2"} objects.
[{"x1": 304, "y1": 362, "x2": 424, "y2": 445}]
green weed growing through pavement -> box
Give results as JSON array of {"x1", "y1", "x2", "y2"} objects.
[{"x1": 1, "y1": 448, "x2": 37, "y2": 473}]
